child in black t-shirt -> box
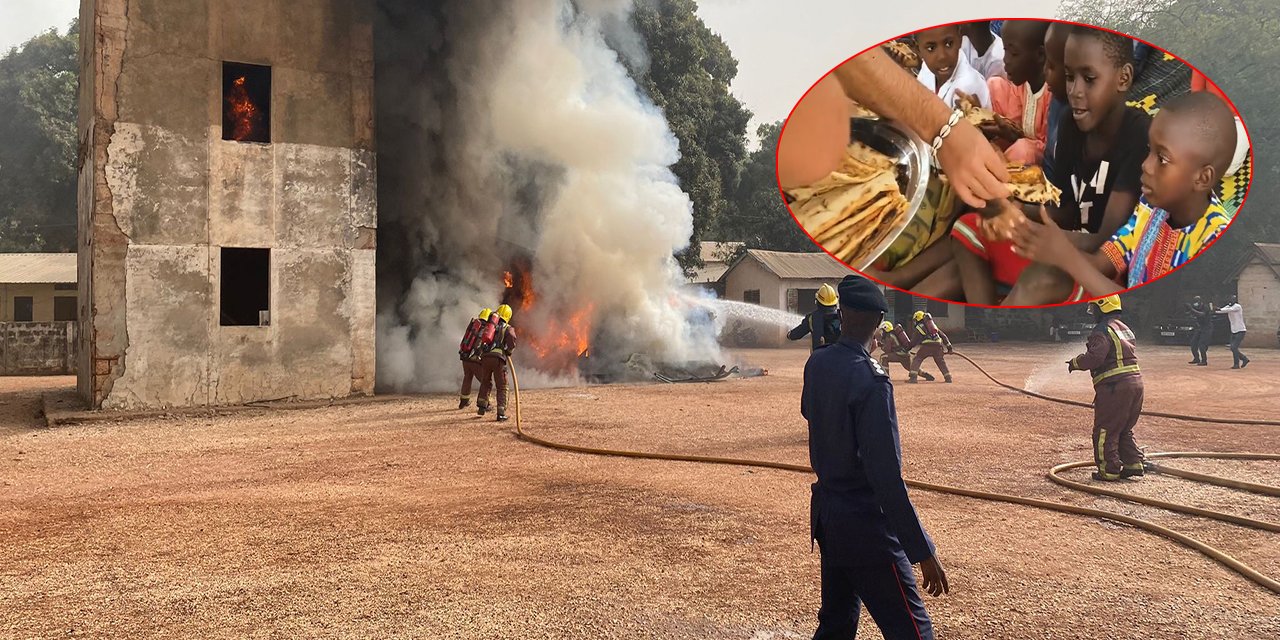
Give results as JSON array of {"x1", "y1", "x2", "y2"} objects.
[{"x1": 952, "y1": 25, "x2": 1150, "y2": 305}]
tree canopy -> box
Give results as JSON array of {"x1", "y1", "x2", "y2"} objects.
[{"x1": 0, "y1": 20, "x2": 79, "y2": 252}]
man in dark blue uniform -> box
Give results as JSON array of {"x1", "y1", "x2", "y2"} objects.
[
  {"x1": 802, "y1": 274, "x2": 949, "y2": 640},
  {"x1": 789, "y1": 283, "x2": 842, "y2": 351}
]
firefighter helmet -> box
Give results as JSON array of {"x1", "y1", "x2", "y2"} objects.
[
  {"x1": 816, "y1": 283, "x2": 838, "y2": 307},
  {"x1": 479, "y1": 308, "x2": 492, "y2": 321},
  {"x1": 1094, "y1": 295, "x2": 1122, "y2": 314},
  {"x1": 880, "y1": 321, "x2": 893, "y2": 333},
  {"x1": 496, "y1": 304, "x2": 513, "y2": 322},
  {"x1": 912, "y1": 310, "x2": 926, "y2": 322}
]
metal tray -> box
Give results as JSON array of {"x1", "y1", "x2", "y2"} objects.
[{"x1": 844, "y1": 116, "x2": 931, "y2": 270}]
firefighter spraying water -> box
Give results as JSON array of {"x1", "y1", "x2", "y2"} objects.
[
  {"x1": 1067, "y1": 295, "x2": 1146, "y2": 481},
  {"x1": 909, "y1": 311, "x2": 953, "y2": 384}
]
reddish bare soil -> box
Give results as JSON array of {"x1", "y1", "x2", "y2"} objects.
[{"x1": 2, "y1": 345, "x2": 1277, "y2": 639}]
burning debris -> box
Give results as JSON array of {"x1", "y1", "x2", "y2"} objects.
[{"x1": 373, "y1": 0, "x2": 728, "y2": 391}]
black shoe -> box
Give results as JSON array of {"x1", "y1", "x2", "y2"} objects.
[
  {"x1": 1231, "y1": 365, "x2": 1240, "y2": 370},
  {"x1": 907, "y1": 375, "x2": 919, "y2": 384},
  {"x1": 477, "y1": 405, "x2": 487, "y2": 416},
  {"x1": 496, "y1": 413, "x2": 509, "y2": 422},
  {"x1": 921, "y1": 372, "x2": 936, "y2": 382},
  {"x1": 459, "y1": 398, "x2": 471, "y2": 409},
  {"x1": 944, "y1": 375, "x2": 953, "y2": 383},
  {"x1": 1242, "y1": 358, "x2": 1250, "y2": 368},
  {"x1": 1196, "y1": 362, "x2": 1208, "y2": 366},
  {"x1": 1092, "y1": 471, "x2": 1122, "y2": 482},
  {"x1": 1188, "y1": 359, "x2": 1201, "y2": 365},
  {"x1": 1119, "y1": 467, "x2": 1145, "y2": 479}
]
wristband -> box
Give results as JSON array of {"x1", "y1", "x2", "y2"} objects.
[{"x1": 930, "y1": 108, "x2": 964, "y2": 162}]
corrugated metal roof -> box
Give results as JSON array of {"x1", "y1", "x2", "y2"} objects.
[
  {"x1": 743, "y1": 249, "x2": 851, "y2": 280},
  {"x1": 0, "y1": 253, "x2": 78, "y2": 284}
]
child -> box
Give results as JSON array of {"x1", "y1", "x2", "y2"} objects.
[
  {"x1": 1008, "y1": 92, "x2": 1236, "y2": 297},
  {"x1": 916, "y1": 24, "x2": 991, "y2": 109},
  {"x1": 1042, "y1": 21, "x2": 1071, "y2": 183},
  {"x1": 961, "y1": 21, "x2": 1006, "y2": 80},
  {"x1": 984, "y1": 20, "x2": 1052, "y2": 165},
  {"x1": 952, "y1": 25, "x2": 1148, "y2": 305}
]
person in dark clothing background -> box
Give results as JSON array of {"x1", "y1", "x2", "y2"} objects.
[
  {"x1": 802, "y1": 274, "x2": 949, "y2": 639},
  {"x1": 789, "y1": 283, "x2": 842, "y2": 351},
  {"x1": 1186, "y1": 296, "x2": 1213, "y2": 365}
]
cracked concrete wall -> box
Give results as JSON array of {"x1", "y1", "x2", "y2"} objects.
[{"x1": 80, "y1": 0, "x2": 377, "y2": 409}]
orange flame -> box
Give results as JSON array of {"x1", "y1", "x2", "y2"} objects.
[
  {"x1": 227, "y1": 76, "x2": 262, "y2": 141},
  {"x1": 502, "y1": 262, "x2": 591, "y2": 373}
]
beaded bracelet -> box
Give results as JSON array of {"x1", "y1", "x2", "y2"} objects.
[{"x1": 930, "y1": 108, "x2": 965, "y2": 162}]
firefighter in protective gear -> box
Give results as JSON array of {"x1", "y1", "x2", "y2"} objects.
[
  {"x1": 478, "y1": 304, "x2": 517, "y2": 421},
  {"x1": 1068, "y1": 295, "x2": 1145, "y2": 481},
  {"x1": 789, "y1": 283, "x2": 841, "y2": 351},
  {"x1": 877, "y1": 321, "x2": 932, "y2": 381},
  {"x1": 457, "y1": 308, "x2": 492, "y2": 409},
  {"x1": 908, "y1": 311, "x2": 952, "y2": 384}
]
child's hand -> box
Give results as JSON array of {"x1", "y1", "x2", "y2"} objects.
[
  {"x1": 1011, "y1": 205, "x2": 1074, "y2": 266},
  {"x1": 979, "y1": 201, "x2": 1026, "y2": 242}
]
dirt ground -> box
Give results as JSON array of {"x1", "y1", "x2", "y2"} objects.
[{"x1": 2, "y1": 343, "x2": 1278, "y2": 639}]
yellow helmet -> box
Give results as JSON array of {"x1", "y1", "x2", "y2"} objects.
[
  {"x1": 496, "y1": 304, "x2": 513, "y2": 322},
  {"x1": 880, "y1": 321, "x2": 894, "y2": 333},
  {"x1": 912, "y1": 310, "x2": 926, "y2": 322},
  {"x1": 816, "y1": 283, "x2": 838, "y2": 307},
  {"x1": 1094, "y1": 295, "x2": 1122, "y2": 314},
  {"x1": 479, "y1": 308, "x2": 492, "y2": 321}
]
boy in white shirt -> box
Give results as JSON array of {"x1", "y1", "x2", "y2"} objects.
[
  {"x1": 962, "y1": 21, "x2": 1006, "y2": 80},
  {"x1": 917, "y1": 24, "x2": 991, "y2": 109},
  {"x1": 1214, "y1": 295, "x2": 1249, "y2": 368}
]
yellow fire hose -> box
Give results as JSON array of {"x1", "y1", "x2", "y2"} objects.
[{"x1": 506, "y1": 354, "x2": 1280, "y2": 594}]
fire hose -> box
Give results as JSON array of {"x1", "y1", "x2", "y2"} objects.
[{"x1": 505, "y1": 354, "x2": 1280, "y2": 594}]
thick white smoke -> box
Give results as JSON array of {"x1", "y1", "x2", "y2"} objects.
[{"x1": 376, "y1": 0, "x2": 724, "y2": 392}]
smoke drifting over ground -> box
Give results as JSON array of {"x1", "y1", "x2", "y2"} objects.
[{"x1": 374, "y1": 0, "x2": 723, "y2": 391}]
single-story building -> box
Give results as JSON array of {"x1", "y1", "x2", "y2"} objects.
[
  {"x1": 718, "y1": 249, "x2": 966, "y2": 346},
  {"x1": 1228, "y1": 242, "x2": 1280, "y2": 348},
  {"x1": 0, "y1": 253, "x2": 78, "y2": 322},
  {"x1": 686, "y1": 241, "x2": 744, "y2": 297}
]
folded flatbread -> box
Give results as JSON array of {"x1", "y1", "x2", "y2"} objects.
[
  {"x1": 1005, "y1": 163, "x2": 1062, "y2": 205},
  {"x1": 955, "y1": 90, "x2": 1021, "y2": 135},
  {"x1": 882, "y1": 40, "x2": 921, "y2": 73}
]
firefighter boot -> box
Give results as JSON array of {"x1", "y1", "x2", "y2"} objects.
[
  {"x1": 920, "y1": 372, "x2": 936, "y2": 382},
  {"x1": 1119, "y1": 463, "x2": 1145, "y2": 479},
  {"x1": 908, "y1": 372, "x2": 919, "y2": 384},
  {"x1": 459, "y1": 397, "x2": 471, "y2": 410},
  {"x1": 1091, "y1": 471, "x2": 1123, "y2": 481},
  {"x1": 477, "y1": 404, "x2": 488, "y2": 416},
  {"x1": 496, "y1": 411, "x2": 509, "y2": 422},
  {"x1": 944, "y1": 374, "x2": 953, "y2": 383}
]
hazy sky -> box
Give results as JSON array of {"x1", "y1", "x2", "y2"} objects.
[
  {"x1": 2, "y1": 0, "x2": 1061, "y2": 136},
  {"x1": 0, "y1": 0, "x2": 78, "y2": 52}
]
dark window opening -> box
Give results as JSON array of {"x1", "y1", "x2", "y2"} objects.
[
  {"x1": 796, "y1": 288, "x2": 818, "y2": 316},
  {"x1": 927, "y1": 298, "x2": 949, "y2": 318},
  {"x1": 220, "y1": 248, "x2": 270, "y2": 326},
  {"x1": 744, "y1": 290, "x2": 761, "y2": 304},
  {"x1": 14, "y1": 297, "x2": 33, "y2": 322},
  {"x1": 54, "y1": 283, "x2": 76, "y2": 291},
  {"x1": 54, "y1": 297, "x2": 77, "y2": 321},
  {"x1": 222, "y1": 62, "x2": 271, "y2": 143}
]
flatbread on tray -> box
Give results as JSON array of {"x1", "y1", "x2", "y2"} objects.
[{"x1": 786, "y1": 142, "x2": 910, "y2": 267}]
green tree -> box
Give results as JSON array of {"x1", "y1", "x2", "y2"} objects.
[
  {"x1": 1058, "y1": 0, "x2": 1279, "y2": 318},
  {"x1": 0, "y1": 20, "x2": 80, "y2": 252},
  {"x1": 630, "y1": 0, "x2": 751, "y2": 271},
  {"x1": 719, "y1": 121, "x2": 814, "y2": 252}
]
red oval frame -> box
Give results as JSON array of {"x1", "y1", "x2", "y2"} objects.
[{"x1": 774, "y1": 17, "x2": 1254, "y2": 310}]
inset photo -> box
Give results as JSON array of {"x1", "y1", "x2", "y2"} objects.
[{"x1": 776, "y1": 19, "x2": 1252, "y2": 307}]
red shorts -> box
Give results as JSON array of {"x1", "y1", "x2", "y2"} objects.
[{"x1": 951, "y1": 212, "x2": 1032, "y2": 287}]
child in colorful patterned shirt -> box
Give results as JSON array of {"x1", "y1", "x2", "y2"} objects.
[{"x1": 1008, "y1": 91, "x2": 1236, "y2": 296}]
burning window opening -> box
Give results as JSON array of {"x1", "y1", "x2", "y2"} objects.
[
  {"x1": 501, "y1": 257, "x2": 593, "y2": 376},
  {"x1": 220, "y1": 247, "x2": 271, "y2": 327},
  {"x1": 222, "y1": 62, "x2": 272, "y2": 143}
]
